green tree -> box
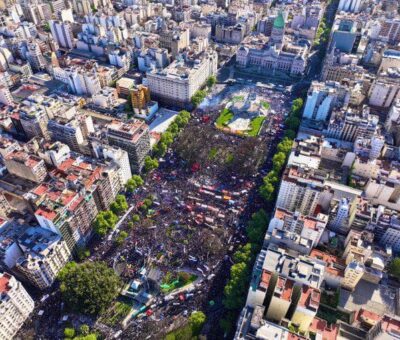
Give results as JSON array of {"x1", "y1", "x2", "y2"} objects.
[
  {"x1": 219, "y1": 311, "x2": 237, "y2": 334},
  {"x1": 115, "y1": 231, "x2": 128, "y2": 246},
  {"x1": 93, "y1": 210, "x2": 118, "y2": 237},
  {"x1": 207, "y1": 75, "x2": 217, "y2": 88},
  {"x1": 179, "y1": 110, "x2": 191, "y2": 121},
  {"x1": 132, "y1": 214, "x2": 140, "y2": 223},
  {"x1": 388, "y1": 258, "x2": 400, "y2": 279},
  {"x1": 64, "y1": 327, "x2": 75, "y2": 339},
  {"x1": 44, "y1": 22, "x2": 51, "y2": 32},
  {"x1": 126, "y1": 175, "x2": 144, "y2": 193},
  {"x1": 191, "y1": 90, "x2": 207, "y2": 107},
  {"x1": 144, "y1": 156, "x2": 159, "y2": 172},
  {"x1": 174, "y1": 115, "x2": 185, "y2": 128},
  {"x1": 154, "y1": 141, "x2": 167, "y2": 157},
  {"x1": 259, "y1": 180, "x2": 275, "y2": 202},
  {"x1": 58, "y1": 261, "x2": 121, "y2": 315},
  {"x1": 246, "y1": 209, "x2": 269, "y2": 244},
  {"x1": 284, "y1": 129, "x2": 296, "y2": 139},
  {"x1": 76, "y1": 246, "x2": 90, "y2": 261},
  {"x1": 79, "y1": 325, "x2": 90, "y2": 336},
  {"x1": 291, "y1": 98, "x2": 304, "y2": 117},
  {"x1": 189, "y1": 311, "x2": 206, "y2": 336},
  {"x1": 223, "y1": 262, "x2": 250, "y2": 310},
  {"x1": 74, "y1": 334, "x2": 97, "y2": 340},
  {"x1": 233, "y1": 243, "x2": 258, "y2": 263},
  {"x1": 110, "y1": 195, "x2": 128, "y2": 215},
  {"x1": 168, "y1": 122, "x2": 180, "y2": 135},
  {"x1": 277, "y1": 138, "x2": 293, "y2": 155},
  {"x1": 160, "y1": 131, "x2": 174, "y2": 146},
  {"x1": 272, "y1": 152, "x2": 287, "y2": 172},
  {"x1": 285, "y1": 116, "x2": 301, "y2": 131}
]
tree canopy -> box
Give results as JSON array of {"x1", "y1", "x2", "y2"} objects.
[
  {"x1": 189, "y1": 311, "x2": 206, "y2": 336},
  {"x1": 110, "y1": 194, "x2": 128, "y2": 215},
  {"x1": 58, "y1": 261, "x2": 121, "y2": 315},
  {"x1": 191, "y1": 90, "x2": 207, "y2": 107},
  {"x1": 125, "y1": 175, "x2": 144, "y2": 193},
  {"x1": 93, "y1": 210, "x2": 118, "y2": 237},
  {"x1": 388, "y1": 258, "x2": 400, "y2": 279},
  {"x1": 207, "y1": 75, "x2": 217, "y2": 88},
  {"x1": 115, "y1": 231, "x2": 128, "y2": 246},
  {"x1": 144, "y1": 156, "x2": 159, "y2": 172}
]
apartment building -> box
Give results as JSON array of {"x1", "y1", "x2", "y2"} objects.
[
  {"x1": 266, "y1": 208, "x2": 328, "y2": 255},
  {"x1": 91, "y1": 141, "x2": 132, "y2": 186},
  {"x1": 131, "y1": 85, "x2": 151, "y2": 111},
  {"x1": 53, "y1": 65, "x2": 102, "y2": 96},
  {"x1": 107, "y1": 119, "x2": 151, "y2": 173},
  {"x1": 48, "y1": 117, "x2": 85, "y2": 152},
  {"x1": 116, "y1": 77, "x2": 135, "y2": 98},
  {"x1": 17, "y1": 106, "x2": 50, "y2": 140},
  {"x1": 276, "y1": 165, "x2": 326, "y2": 216},
  {"x1": 215, "y1": 24, "x2": 246, "y2": 44},
  {"x1": 26, "y1": 41, "x2": 47, "y2": 71},
  {"x1": 0, "y1": 272, "x2": 34, "y2": 340},
  {"x1": 92, "y1": 87, "x2": 118, "y2": 109},
  {"x1": 364, "y1": 178, "x2": 400, "y2": 212},
  {"x1": 341, "y1": 261, "x2": 365, "y2": 291},
  {"x1": 147, "y1": 50, "x2": 218, "y2": 107},
  {"x1": 28, "y1": 154, "x2": 120, "y2": 250},
  {"x1": 326, "y1": 107, "x2": 379, "y2": 142},
  {"x1": 303, "y1": 81, "x2": 349, "y2": 122},
  {"x1": 3, "y1": 150, "x2": 47, "y2": 183},
  {"x1": 369, "y1": 68, "x2": 400, "y2": 108},
  {"x1": 49, "y1": 20, "x2": 74, "y2": 50},
  {"x1": 246, "y1": 268, "x2": 321, "y2": 334},
  {"x1": 159, "y1": 28, "x2": 190, "y2": 57},
  {"x1": 0, "y1": 85, "x2": 13, "y2": 105},
  {"x1": 0, "y1": 223, "x2": 71, "y2": 289}
]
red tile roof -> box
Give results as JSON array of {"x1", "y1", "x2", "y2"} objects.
[{"x1": 0, "y1": 273, "x2": 11, "y2": 293}]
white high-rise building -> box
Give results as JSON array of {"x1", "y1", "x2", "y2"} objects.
[
  {"x1": 0, "y1": 272, "x2": 34, "y2": 340},
  {"x1": 53, "y1": 67, "x2": 101, "y2": 96},
  {"x1": 91, "y1": 141, "x2": 132, "y2": 185},
  {"x1": 338, "y1": 0, "x2": 363, "y2": 13},
  {"x1": 49, "y1": 20, "x2": 74, "y2": 50},
  {"x1": 329, "y1": 198, "x2": 350, "y2": 232},
  {"x1": 276, "y1": 166, "x2": 325, "y2": 216},
  {"x1": 303, "y1": 81, "x2": 349, "y2": 122}
]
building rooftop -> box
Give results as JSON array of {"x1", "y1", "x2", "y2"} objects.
[
  {"x1": 263, "y1": 246, "x2": 324, "y2": 288},
  {"x1": 4, "y1": 149, "x2": 43, "y2": 168},
  {"x1": 107, "y1": 119, "x2": 148, "y2": 144},
  {"x1": 0, "y1": 272, "x2": 11, "y2": 293}
]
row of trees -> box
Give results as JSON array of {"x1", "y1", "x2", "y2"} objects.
[
  {"x1": 220, "y1": 98, "x2": 305, "y2": 334},
  {"x1": 259, "y1": 98, "x2": 304, "y2": 202},
  {"x1": 145, "y1": 110, "x2": 191, "y2": 172},
  {"x1": 259, "y1": 137, "x2": 293, "y2": 202},
  {"x1": 191, "y1": 75, "x2": 217, "y2": 107},
  {"x1": 283, "y1": 98, "x2": 303, "y2": 140},
  {"x1": 221, "y1": 210, "x2": 270, "y2": 333},
  {"x1": 93, "y1": 195, "x2": 128, "y2": 237}
]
